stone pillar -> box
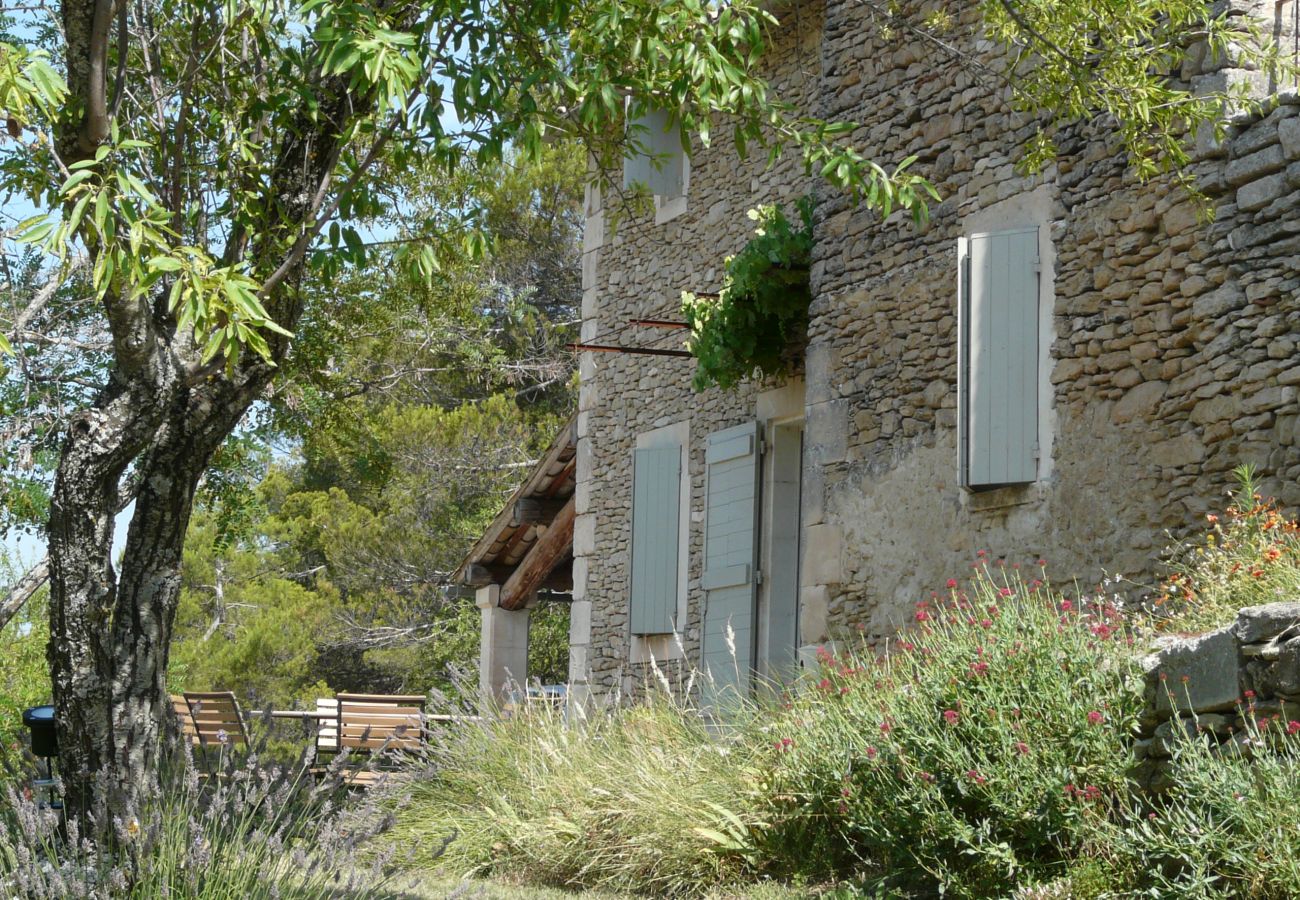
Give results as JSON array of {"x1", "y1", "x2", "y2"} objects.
[{"x1": 476, "y1": 585, "x2": 530, "y2": 706}]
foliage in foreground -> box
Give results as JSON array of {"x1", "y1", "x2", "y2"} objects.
[
  {"x1": 392, "y1": 490, "x2": 1300, "y2": 898},
  {"x1": 0, "y1": 743, "x2": 410, "y2": 899},
  {"x1": 759, "y1": 568, "x2": 1143, "y2": 897},
  {"x1": 390, "y1": 698, "x2": 762, "y2": 896},
  {"x1": 1106, "y1": 708, "x2": 1300, "y2": 899}
]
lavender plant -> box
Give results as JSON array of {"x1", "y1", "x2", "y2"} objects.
[{"x1": 0, "y1": 736, "x2": 417, "y2": 898}]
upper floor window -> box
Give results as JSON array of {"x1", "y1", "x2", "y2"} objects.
[
  {"x1": 957, "y1": 227, "x2": 1044, "y2": 490},
  {"x1": 623, "y1": 107, "x2": 687, "y2": 201}
]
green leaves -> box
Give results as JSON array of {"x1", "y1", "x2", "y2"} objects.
[
  {"x1": 682, "y1": 198, "x2": 814, "y2": 392},
  {"x1": 979, "y1": 0, "x2": 1291, "y2": 186},
  {"x1": 0, "y1": 42, "x2": 67, "y2": 133},
  {"x1": 14, "y1": 130, "x2": 293, "y2": 371}
]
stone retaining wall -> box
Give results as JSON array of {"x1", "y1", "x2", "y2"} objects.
[{"x1": 1133, "y1": 601, "x2": 1300, "y2": 791}]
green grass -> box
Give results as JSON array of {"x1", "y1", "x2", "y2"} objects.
[{"x1": 403, "y1": 875, "x2": 817, "y2": 899}]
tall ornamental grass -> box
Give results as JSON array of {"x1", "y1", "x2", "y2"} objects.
[
  {"x1": 390, "y1": 696, "x2": 760, "y2": 895},
  {"x1": 757, "y1": 565, "x2": 1144, "y2": 897}
]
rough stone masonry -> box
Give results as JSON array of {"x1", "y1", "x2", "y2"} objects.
[{"x1": 572, "y1": 0, "x2": 1300, "y2": 703}]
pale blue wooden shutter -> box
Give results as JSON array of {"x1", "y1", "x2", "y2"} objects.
[
  {"x1": 962, "y1": 228, "x2": 1040, "y2": 488},
  {"x1": 629, "y1": 446, "x2": 681, "y2": 634},
  {"x1": 701, "y1": 422, "x2": 761, "y2": 707},
  {"x1": 622, "y1": 107, "x2": 685, "y2": 199}
]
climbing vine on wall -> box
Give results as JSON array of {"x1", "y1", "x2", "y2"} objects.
[{"x1": 681, "y1": 197, "x2": 814, "y2": 392}]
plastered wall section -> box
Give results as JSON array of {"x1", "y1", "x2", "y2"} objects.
[
  {"x1": 803, "y1": 0, "x2": 1300, "y2": 649},
  {"x1": 571, "y1": 2, "x2": 825, "y2": 702}
]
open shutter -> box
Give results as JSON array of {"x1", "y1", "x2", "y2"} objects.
[
  {"x1": 630, "y1": 446, "x2": 681, "y2": 634},
  {"x1": 701, "y1": 422, "x2": 761, "y2": 707},
  {"x1": 622, "y1": 107, "x2": 685, "y2": 199},
  {"x1": 961, "y1": 228, "x2": 1041, "y2": 488}
]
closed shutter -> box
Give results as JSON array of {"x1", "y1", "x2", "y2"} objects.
[
  {"x1": 961, "y1": 228, "x2": 1041, "y2": 488},
  {"x1": 701, "y1": 422, "x2": 761, "y2": 707},
  {"x1": 629, "y1": 446, "x2": 681, "y2": 634},
  {"x1": 622, "y1": 107, "x2": 685, "y2": 199}
]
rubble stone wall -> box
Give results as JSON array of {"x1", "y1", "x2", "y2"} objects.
[
  {"x1": 572, "y1": 0, "x2": 1300, "y2": 699},
  {"x1": 571, "y1": 4, "x2": 823, "y2": 701},
  {"x1": 803, "y1": 0, "x2": 1300, "y2": 652},
  {"x1": 1133, "y1": 602, "x2": 1300, "y2": 791}
]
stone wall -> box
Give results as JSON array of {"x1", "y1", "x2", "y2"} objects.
[
  {"x1": 573, "y1": 0, "x2": 1300, "y2": 700},
  {"x1": 570, "y1": 3, "x2": 823, "y2": 702},
  {"x1": 803, "y1": 0, "x2": 1300, "y2": 651},
  {"x1": 1133, "y1": 602, "x2": 1300, "y2": 791}
]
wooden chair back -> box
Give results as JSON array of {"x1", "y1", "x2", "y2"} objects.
[
  {"x1": 183, "y1": 691, "x2": 249, "y2": 747},
  {"x1": 170, "y1": 694, "x2": 199, "y2": 745},
  {"x1": 334, "y1": 693, "x2": 425, "y2": 754}
]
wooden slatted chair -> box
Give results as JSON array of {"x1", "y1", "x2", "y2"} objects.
[
  {"x1": 315, "y1": 693, "x2": 425, "y2": 787},
  {"x1": 170, "y1": 694, "x2": 199, "y2": 746},
  {"x1": 183, "y1": 691, "x2": 250, "y2": 765}
]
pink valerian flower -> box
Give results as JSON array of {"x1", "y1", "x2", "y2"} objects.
[
  {"x1": 946, "y1": 578, "x2": 959, "y2": 589},
  {"x1": 915, "y1": 609, "x2": 930, "y2": 623},
  {"x1": 817, "y1": 678, "x2": 833, "y2": 691},
  {"x1": 865, "y1": 745, "x2": 879, "y2": 760},
  {"x1": 966, "y1": 769, "x2": 987, "y2": 785},
  {"x1": 1060, "y1": 599, "x2": 1073, "y2": 612},
  {"x1": 1288, "y1": 720, "x2": 1300, "y2": 736},
  {"x1": 880, "y1": 720, "x2": 893, "y2": 735},
  {"x1": 1037, "y1": 559, "x2": 1048, "y2": 567},
  {"x1": 919, "y1": 771, "x2": 936, "y2": 783},
  {"x1": 1015, "y1": 741, "x2": 1030, "y2": 755},
  {"x1": 998, "y1": 587, "x2": 1013, "y2": 598},
  {"x1": 1087, "y1": 710, "x2": 1105, "y2": 726},
  {"x1": 980, "y1": 618, "x2": 993, "y2": 628},
  {"x1": 774, "y1": 737, "x2": 795, "y2": 752},
  {"x1": 943, "y1": 709, "x2": 960, "y2": 725},
  {"x1": 969, "y1": 661, "x2": 989, "y2": 677}
]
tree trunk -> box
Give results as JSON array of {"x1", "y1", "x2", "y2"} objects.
[
  {"x1": 47, "y1": 370, "x2": 179, "y2": 826},
  {"x1": 47, "y1": 369, "x2": 265, "y2": 828}
]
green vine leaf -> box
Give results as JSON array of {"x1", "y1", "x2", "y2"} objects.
[{"x1": 682, "y1": 197, "x2": 813, "y2": 392}]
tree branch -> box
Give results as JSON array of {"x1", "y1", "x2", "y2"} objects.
[{"x1": 0, "y1": 558, "x2": 50, "y2": 632}]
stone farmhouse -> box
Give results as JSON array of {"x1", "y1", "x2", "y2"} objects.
[{"x1": 456, "y1": 0, "x2": 1300, "y2": 706}]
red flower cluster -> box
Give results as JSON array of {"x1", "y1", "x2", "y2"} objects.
[
  {"x1": 943, "y1": 709, "x2": 960, "y2": 725},
  {"x1": 1063, "y1": 783, "x2": 1103, "y2": 802},
  {"x1": 1087, "y1": 710, "x2": 1105, "y2": 725}
]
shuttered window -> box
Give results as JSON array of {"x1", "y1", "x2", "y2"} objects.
[
  {"x1": 959, "y1": 228, "x2": 1042, "y2": 489},
  {"x1": 701, "y1": 422, "x2": 762, "y2": 707},
  {"x1": 629, "y1": 445, "x2": 682, "y2": 635},
  {"x1": 622, "y1": 107, "x2": 686, "y2": 200}
]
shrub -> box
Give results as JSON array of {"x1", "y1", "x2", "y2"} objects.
[
  {"x1": 389, "y1": 696, "x2": 760, "y2": 896},
  {"x1": 1106, "y1": 707, "x2": 1300, "y2": 898},
  {"x1": 0, "y1": 743, "x2": 409, "y2": 898},
  {"x1": 681, "y1": 199, "x2": 813, "y2": 392},
  {"x1": 1155, "y1": 464, "x2": 1300, "y2": 634},
  {"x1": 757, "y1": 565, "x2": 1143, "y2": 898}
]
